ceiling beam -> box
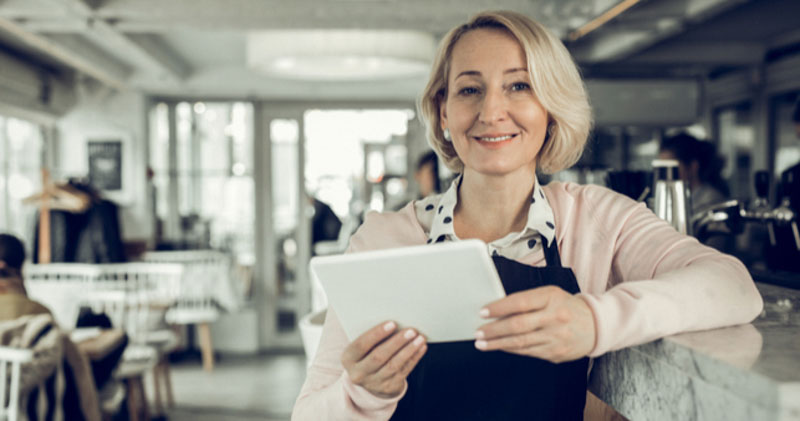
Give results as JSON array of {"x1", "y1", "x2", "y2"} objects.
[
  {"x1": 570, "y1": 0, "x2": 749, "y2": 63},
  {"x1": 769, "y1": 28, "x2": 800, "y2": 50},
  {"x1": 7, "y1": 0, "x2": 191, "y2": 84},
  {"x1": 13, "y1": 17, "x2": 86, "y2": 31},
  {"x1": 94, "y1": 0, "x2": 546, "y2": 32},
  {"x1": 625, "y1": 41, "x2": 765, "y2": 65},
  {"x1": 126, "y1": 33, "x2": 192, "y2": 80},
  {"x1": 0, "y1": 16, "x2": 130, "y2": 89},
  {"x1": 82, "y1": 20, "x2": 192, "y2": 81},
  {"x1": 55, "y1": 0, "x2": 93, "y2": 16},
  {"x1": 0, "y1": 0, "x2": 71, "y2": 19}
]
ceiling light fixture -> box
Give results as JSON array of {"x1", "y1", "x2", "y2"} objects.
[{"x1": 247, "y1": 30, "x2": 436, "y2": 81}]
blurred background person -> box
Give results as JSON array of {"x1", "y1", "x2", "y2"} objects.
[
  {"x1": 659, "y1": 132, "x2": 730, "y2": 213},
  {"x1": 0, "y1": 233, "x2": 50, "y2": 319},
  {"x1": 414, "y1": 150, "x2": 441, "y2": 199}
]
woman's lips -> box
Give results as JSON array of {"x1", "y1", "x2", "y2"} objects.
[{"x1": 472, "y1": 133, "x2": 518, "y2": 148}]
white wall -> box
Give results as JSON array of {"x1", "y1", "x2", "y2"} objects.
[{"x1": 55, "y1": 88, "x2": 152, "y2": 242}]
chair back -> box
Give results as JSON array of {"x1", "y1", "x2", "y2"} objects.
[
  {"x1": 86, "y1": 263, "x2": 183, "y2": 342},
  {"x1": 141, "y1": 251, "x2": 230, "y2": 323},
  {"x1": 23, "y1": 264, "x2": 101, "y2": 329}
]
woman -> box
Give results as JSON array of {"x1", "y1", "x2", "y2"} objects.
[
  {"x1": 658, "y1": 132, "x2": 730, "y2": 213},
  {"x1": 292, "y1": 11, "x2": 762, "y2": 421},
  {"x1": 0, "y1": 233, "x2": 51, "y2": 319}
]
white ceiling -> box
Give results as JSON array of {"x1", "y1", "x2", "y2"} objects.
[{"x1": 0, "y1": 0, "x2": 799, "y2": 100}]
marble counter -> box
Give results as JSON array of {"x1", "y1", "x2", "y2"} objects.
[{"x1": 589, "y1": 282, "x2": 800, "y2": 421}]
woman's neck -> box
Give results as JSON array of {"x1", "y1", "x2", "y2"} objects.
[{"x1": 453, "y1": 166, "x2": 537, "y2": 243}]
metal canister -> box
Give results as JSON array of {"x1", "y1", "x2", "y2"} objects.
[{"x1": 652, "y1": 159, "x2": 692, "y2": 235}]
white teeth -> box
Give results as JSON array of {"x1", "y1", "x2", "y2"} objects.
[{"x1": 478, "y1": 135, "x2": 514, "y2": 142}]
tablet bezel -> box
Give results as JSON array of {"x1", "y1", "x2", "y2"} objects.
[{"x1": 310, "y1": 239, "x2": 506, "y2": 343}]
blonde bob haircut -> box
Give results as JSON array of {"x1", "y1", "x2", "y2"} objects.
[{"x1": 418, "y1": 10, "x2": 592, "y2": 174}]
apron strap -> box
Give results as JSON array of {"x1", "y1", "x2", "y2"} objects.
[{"x1": 541, "y1": 236, "x2": 563, "y2": 268}]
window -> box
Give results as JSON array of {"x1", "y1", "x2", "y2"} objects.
[
  {"x1": 0, "y1": 115, "x2": 43, "y2": 246},
  {"x1": 148, "y1": 102, "x2": 255, "y2": 259}
]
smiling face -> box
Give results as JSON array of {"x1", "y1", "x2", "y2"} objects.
[{"x1": 440, "y1": 28, "x2": 549, "y2": 178}]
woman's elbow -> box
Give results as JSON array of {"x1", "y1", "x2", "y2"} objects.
[
  {"x1": 743, "y1": 282, "x2": 764, "y2": 323},
  {"x1": 732, "y1": 260, "x2": 764, "y2": 323}
]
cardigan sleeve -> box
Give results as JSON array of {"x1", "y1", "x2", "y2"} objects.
[
  {"x1": 575, "y1": 186, "x2": 763, "y2": 357},
  {"x1": 291, "y1": 207, "x2": 425, "y2": 421},
  {"x1": 291, "y1": 307, "x2": 407, "y2": 421}
]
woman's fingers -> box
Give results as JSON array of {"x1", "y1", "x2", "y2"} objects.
[
  {"x1": 476, "y1": 310, "x2": 552, "y2": 340},
  {"x1": 481, "y1": 286, "x2": 558, "y2": 318},
  {"x1": 341, "y1": 323, "x2": 427, "y2": 398},
  {"x1": 475, "y1": 329, "x2": 575, "y2": 362},
  {"x1": 375, "y1": 334, "x2": 427, "y2": 380},
  {"x1": 475, "y1": 294, "x2": 597, "y2": 363},
  {"x1": 398, "y1": 341, "x2": 427, "y2": 378},
  {"x1": 359, "y1": 328, "x2": 419, "y2": 373},
  {"x1": 342, "y1": 321, "x2": 398, "y2": 365},
  {"x1": 475, "y1": 329, "x2": 550, "y2": 352}
]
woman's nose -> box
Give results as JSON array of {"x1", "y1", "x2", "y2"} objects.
[{"x1": 478, "y1": 89, "x2": 508, "y2": 124}]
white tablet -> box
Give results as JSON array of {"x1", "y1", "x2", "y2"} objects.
[{"x1": 310, "y1": 239, "x2": 506, "y2": 343}]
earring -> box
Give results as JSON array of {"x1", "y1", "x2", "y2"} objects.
[{"x1": 443, "y1": 128, "x2": 452, "y2": 142}]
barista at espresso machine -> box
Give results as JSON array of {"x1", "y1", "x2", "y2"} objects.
[{"x1": 692, "y1": 100, "x2": 800, "y2": 277}]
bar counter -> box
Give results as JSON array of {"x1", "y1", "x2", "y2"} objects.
[{"x1": 589, "y1": 282, "x2": 800, "y2": 421}]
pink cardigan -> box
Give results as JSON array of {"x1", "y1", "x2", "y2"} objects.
[{"x1": 292, "y1": 182, "x2": 763, "y2": 421}]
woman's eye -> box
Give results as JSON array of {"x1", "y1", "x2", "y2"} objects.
[
  {"x1": 458, "y1": 87, "x2": 479, "y2": 96},
  {"x1": 510, "y1": 82, "x2": 531, "y2": 91}
]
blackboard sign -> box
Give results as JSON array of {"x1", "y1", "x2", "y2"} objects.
[{"x1": 87, "y1": 140, "x2": 122, "y2": 191}]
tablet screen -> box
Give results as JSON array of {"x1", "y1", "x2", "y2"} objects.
[{"x1": 310, "y1": 239, "x2": 505, "y2": 342}]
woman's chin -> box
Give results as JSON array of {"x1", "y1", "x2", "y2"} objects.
[{"x1": 466, "y1": 162, "x2": 534, "y2": 178}]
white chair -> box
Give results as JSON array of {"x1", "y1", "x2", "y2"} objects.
[
  {"x1": 299, "y1": 309, "x2": 327, "y2": 368},
  {"x1": 141, "y1": 250, "x2": 231, "y2": 371},
  {"x1": 23, "y1": 263, "x2": 101, "y2": 329},
  {"x1": 0, "y1": 346, "x2": 34, "y2": 421},
  {"x1": 89, "y1": 263, "x2": 183, "y2": 420}
]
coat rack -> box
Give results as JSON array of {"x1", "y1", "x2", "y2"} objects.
[{"x1": 22, "y1": 169, "x2": 90, "y2": 264}]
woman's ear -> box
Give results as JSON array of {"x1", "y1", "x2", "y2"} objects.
[{"x1": 439, "y1": 101, "x2": 448, "y2": 132}]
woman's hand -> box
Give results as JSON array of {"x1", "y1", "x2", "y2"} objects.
[
  {"x1": 341, "y1": 321, "x2": 428, "y2": 399},
  {"x1": 474, "y1": 286, "x2": 596, "y2": 363}
]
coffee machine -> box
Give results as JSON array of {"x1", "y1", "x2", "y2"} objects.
[{"x1": 692, "y1": 170, "x2": 800, "y2": 286}]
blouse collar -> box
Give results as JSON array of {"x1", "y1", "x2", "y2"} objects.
[{"x1": 426, "y1": 173, "x2": 556, "y2": 247}]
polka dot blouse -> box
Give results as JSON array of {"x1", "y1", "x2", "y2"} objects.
[{"x1": 414, "y1": 174, "x2": 556, "y2": 261}]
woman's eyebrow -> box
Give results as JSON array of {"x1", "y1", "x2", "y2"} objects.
[
  {"x1": 454, "y1": 67, "x2": 528, "y2": 80},
  {"x1": 455, "y1": 70, "x2": 481, "y2": 80}
]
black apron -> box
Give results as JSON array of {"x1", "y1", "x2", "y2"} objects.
[{"x1": 390, "y1": 237, "x2": 589, "y2": 421}]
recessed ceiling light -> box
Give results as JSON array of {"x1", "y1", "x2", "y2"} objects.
[{"x1": 247, "y1": 30, "x2": 436, "y2": 81}]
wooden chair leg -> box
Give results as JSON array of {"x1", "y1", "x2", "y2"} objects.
[
  {"x1": 138, "y1": 377, "x2": 150, "y2": 421},
  {"x1": 197, "y1": 323, "x2": 214, "y2": 372},
  {"x1": 162, "y1": 359, "x2": 175, "y2": 407},
  {"x1": 152, "y1": 361, "x2": 164, "y2": 415},
  {"x1": 127, "y1": 378, "x2": 140, "y2": 421}
]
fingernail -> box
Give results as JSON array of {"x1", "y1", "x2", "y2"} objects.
[
  {"x1": 404, "y1": 329, "x2": 417, "y2": 340},
  {"x1": 475, "y1": 340, "x2": 487, "y2": 350},
  {"x1": 479, "y1": 308, "x2": 490, "y2": 318},
  {"x1": 383, "y1": 321, "x2": 396, "y2": 332},
  {"x1": 474, "y1": 330, "x2": 484, "y2": 339},
  {"x1": 413, "y1": 336, "x2": 425, "y2": 346}
]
